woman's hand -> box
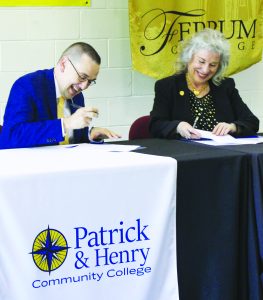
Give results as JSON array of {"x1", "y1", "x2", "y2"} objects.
[
  {"x1": 177, "y1": 121, "x2": 201, "y2": 139},
  {"x1": 212, "y1": 122, "x2": 237, "y2": 136}
]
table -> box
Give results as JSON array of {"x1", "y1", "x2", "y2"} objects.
[
  {"x1": 119, "y1": 138, "x2": 254, "y2": 300},
  {"x1": 0, "y1": 145, "x2": 179, "y2": 300},
  {"x1": 1, "y1": 139, "x2": 261, "y2": 300},
  {"x1": 221, "y1": 143, "x2": 263, "y2": 300}
]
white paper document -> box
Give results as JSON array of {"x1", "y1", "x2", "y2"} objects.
[
  {"x1": 14, "y1": 143, "x2": 142, "y2": 152},
  {"x1": 192, "y1": 129, "x2": 263, "y2": 146},
  {"x1": 69, "y1": 143, "x2": 142, "y2": 152}
]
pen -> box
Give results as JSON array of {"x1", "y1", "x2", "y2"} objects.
[
  {"x1": 70, "y1": 100, "x2": 99, "y2": 117},
  {"x1": 193, "y1": 116, "x2": 199, "y2": 129},
  {"x1": 70, "y1": 101, "x2": 83, "y2": 109}
]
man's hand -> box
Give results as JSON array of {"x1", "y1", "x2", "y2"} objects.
[
  {"x1": 63, "y1": 107, "x2": 98, "y2": 131},
  {"x1": 90, "y1": 127, "x2": 122, "y2": 140}
]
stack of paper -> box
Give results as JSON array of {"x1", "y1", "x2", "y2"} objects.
[{"x1": 192, "y1": 129, "x2": 263, "y2": 146}]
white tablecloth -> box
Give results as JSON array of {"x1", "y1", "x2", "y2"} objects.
[{"x1": 0, "y1": 144, "x2": 178, "y2": 300}]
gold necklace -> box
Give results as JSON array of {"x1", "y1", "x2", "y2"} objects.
[{"x1": 186, "y1": 73, "x2": 208, "y2": 96}]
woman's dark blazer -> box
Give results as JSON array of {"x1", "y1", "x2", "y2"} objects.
[{"x1": 149, "y1": 73, "x2": 259, "y2": 138}]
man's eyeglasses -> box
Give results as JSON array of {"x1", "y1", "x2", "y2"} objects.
[{"x1": 68, "y1": 58, "x2": 96, "y2": 86}]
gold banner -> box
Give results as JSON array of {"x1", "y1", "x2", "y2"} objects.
[
  {"x1": 129, "y1": 0, "x2": 263, "y2": 79},
  {"x1": 0, "y1": 0, "x2": 90, "y2": 6}
]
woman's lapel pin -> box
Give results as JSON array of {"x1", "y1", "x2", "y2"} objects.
[{"x1": 179, "y1": 90, "x2": 185, "y2": 96}]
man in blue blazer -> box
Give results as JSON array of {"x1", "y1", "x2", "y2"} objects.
[{"x1": 0, "y1": 42, "x2": 120, "y2": 149}]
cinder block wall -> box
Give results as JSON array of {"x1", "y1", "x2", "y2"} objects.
[{"x1": 0, "y1": 0, "x2": 262, "y2": 139}]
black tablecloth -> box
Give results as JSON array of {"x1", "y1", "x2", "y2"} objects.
[
  {"x1": 116, "y1": 139, "x2": 257, "y2": 300},
  {"x1": 220, "y1": 143, "x2": 263, "y2": 300}
]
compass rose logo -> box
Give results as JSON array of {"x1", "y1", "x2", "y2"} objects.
[{"x1": 30, "y1": 226, "x2": 70, "y2": 274}]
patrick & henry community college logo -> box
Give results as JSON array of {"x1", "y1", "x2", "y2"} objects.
[
  {"x1": 28, "y1": 220, "x2": 153, "y2": 290},
  {"x1": 29, "y1": 226, "x2": 70, "y2": 274}
]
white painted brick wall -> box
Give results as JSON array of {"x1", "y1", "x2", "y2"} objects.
[{"x1": 0, "y1": 0, "x2": 262, "y2": 139}]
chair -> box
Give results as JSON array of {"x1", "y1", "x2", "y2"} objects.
[{"x1": 129, "y1": 115, "x2": 151, "y2": 140}]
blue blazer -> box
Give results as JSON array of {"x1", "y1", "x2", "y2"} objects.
[{"x1": 0, "y1": 68, "x2": 90, "y2": 149}]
